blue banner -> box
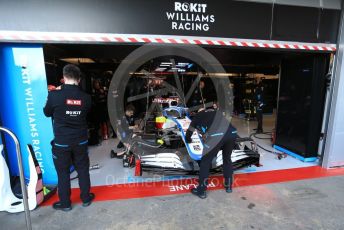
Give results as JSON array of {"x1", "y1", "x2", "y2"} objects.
[{"x1": 0, "y1": 44, "x2": 57, "y2": 185}]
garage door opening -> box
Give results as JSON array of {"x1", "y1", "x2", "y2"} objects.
[{"x1": 43, "y1": 44, "x2": 331, "y2": 187}]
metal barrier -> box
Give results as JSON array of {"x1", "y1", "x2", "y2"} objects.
[{"x1": 0, "y1": 127, "x2": 32, "y2": 230}]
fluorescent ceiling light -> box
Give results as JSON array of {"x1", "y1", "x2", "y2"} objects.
[
  {"x1": 45, "y1": 61, "x2": 57, "y2": 66},
  {"x1": 60, "y1": 58, "x2": 95, "y2": 64},
  {"x1": 177, "y1": 62, "x2": 189, "y2": 66}
]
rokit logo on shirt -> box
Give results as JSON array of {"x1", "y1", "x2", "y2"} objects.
[
  {"x1": 66, "y1": 111, "x2": 81, "y2": 116},
  {"x1": 66, "y1": 99, "x2": 82, "y2": 106}
]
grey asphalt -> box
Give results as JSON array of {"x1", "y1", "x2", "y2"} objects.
[{"x1": 1, "y1": 175, "x2": 344, "y2": 230}]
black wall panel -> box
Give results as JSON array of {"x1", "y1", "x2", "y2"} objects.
[
  {"x1": 276, "y1": 54, "x2": 329, "y2": 157},
  {"x1": 272, "y1": 4, "x2": 319, "y2": 43},
  {"x1": 0, "y1": 0, "x2": 340, "y2": 43},
  {"x1": 0, "y1": 0, "x2": 272, "y2": 40},
  {"x1": 215, "y1": 1, "x2": 272, "y2": 40},
  {"x1": 319, "y1": 9, "x2": 341, "y2": 43}
]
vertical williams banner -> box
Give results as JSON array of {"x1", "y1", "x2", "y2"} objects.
[{"x1": 0, "y1": 45, "x2": 57, "y2": 185}]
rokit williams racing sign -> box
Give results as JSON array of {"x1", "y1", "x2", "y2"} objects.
[{"x1": 166, "y1": 2, "x2": 215, "y2": 32}]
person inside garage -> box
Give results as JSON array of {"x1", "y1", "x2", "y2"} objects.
[
  {"x1": 114, "y1": 104, "x2": 137, "y2": 155},
  {"x1": 93, "y1": 79, "x2": 109, "y2": 140},
  {"x1": 185, "y1": 108, "x2": 237, "y2": 199},
  {"x1": 190, "y1": 80, "x2": 206, "y2": 108},
  {"x1": 43, "y1": 64, "x2": 95, "y2": 211},
  {"x1": 254, "y1": 81, "x2": 265, "y2": 133}
]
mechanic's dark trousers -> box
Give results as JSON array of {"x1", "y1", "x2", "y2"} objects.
[
  {"x1": 52, "y1": 141, "x2": 91, "y2": 207},
  {"x1": 198, "y1": 136, "x2": 235, "y2": 192},
  {"x1": 117, "y1": 141, "x2": 124, "y2": 149},
  {"x1": 256, "y1": 109, "x2": 263, "y2": 132}
]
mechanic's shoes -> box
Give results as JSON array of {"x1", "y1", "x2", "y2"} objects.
[
  {"x1": 52, "y1": 202, "x2": 72, "y2": 212},
  {"x1": 110, "y1": 150, "x2": 124, "y2": 159},
  {"x1": 82, "y1": 193, "x2": 95, "y2": 207},
  {"x1": 52, "y1": 194, "x2": 95, "y2": 210},
  {"x1": 191, "y1": 188, "x2": 207, "y2": 199},
  {"x1": 224, "y1": 178, "x2": 233, "y2": 193},
  {"x1": 224, "y1": 186, "x2": 233, "y2": 193}
]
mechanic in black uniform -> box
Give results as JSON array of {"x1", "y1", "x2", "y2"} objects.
[
  {"x1": 254, "y1": 82, "x2": 265, "y2": 133},
  {"x1": 93, "y1": 79, "x2": 109, "y2": 140},
  {"x1": 191, "y1": 80, "x2": 206, "y2": 108},
  {"x1": 44, "y1": 64, "x2": 94, "y2": 211},
  {"x1": 185, "y1": 109, "x2": 237, "y2": 199},
  {"x1": 115, "y1": 104, "x2": 136, "y2": 153}
]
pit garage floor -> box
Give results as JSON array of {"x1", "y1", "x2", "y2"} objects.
[
  {"x1": 2, "y1": 175, "x2": 344, "y2": 230},
  {"x1": 2, "y1": 116, "x2": 344, "y2": 229},
  {"x1": 75, "y1": 115, "x2": 318, "y2": 188}
]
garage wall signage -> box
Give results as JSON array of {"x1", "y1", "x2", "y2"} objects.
[
  {"x1": 166, "y1": 2, "x2": 215, "y2": 32},
  {"x1": 0, "y1": 0, "x2": 339, "y2": 43},
  {"x1": 0, "y1": 45, "x2": 57, "y2": 185}
]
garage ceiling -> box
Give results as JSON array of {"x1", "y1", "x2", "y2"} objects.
[{"x1": 43, "y1": 44, "x2": 299, "y2": 75}]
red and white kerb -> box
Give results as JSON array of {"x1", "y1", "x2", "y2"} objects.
[{"x1": 0, "y1": 31, "x2": 336, "y2": 52}]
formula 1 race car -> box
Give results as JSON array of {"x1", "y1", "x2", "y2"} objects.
[{"x1": 121, "y1": 106, "x2": 260, "y2": 176}]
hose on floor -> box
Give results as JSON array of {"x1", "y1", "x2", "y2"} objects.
[
  {"x1": 249, "y1": 132, "x2": 285, "y2": 158},
  {"x1": 251, "y1": 132, "x2": 272, "y2": 140},
  {"x1": 70, "y1": 164, "x2": 100, "y2": 181}
]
